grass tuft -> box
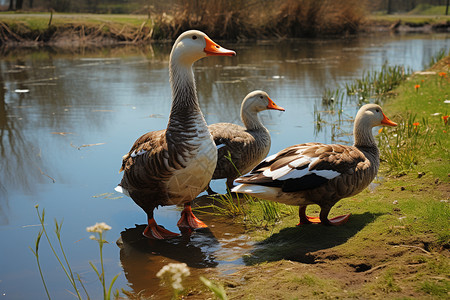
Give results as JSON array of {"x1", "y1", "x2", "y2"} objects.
[{"x1": 377, "y1": 113, "x2": 433, "y2": 175}]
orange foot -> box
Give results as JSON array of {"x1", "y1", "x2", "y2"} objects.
[
  {"x1": 177, "y1": 203, "x2": 208, "y2": 229},
  {"x1": 297, "y1": 214, "x2": 351, "y2": 226},
  {"x1": 143, "y1": 218, "x2": 180, "y2": 239},
  {"x1": 297, "y1": 206, "x2": 351, "y2": 226}
]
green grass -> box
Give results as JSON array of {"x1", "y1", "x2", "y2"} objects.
[
  {"x1": 380, "y1": 59, "x2": 449, "y2": 180},
  {"x1": 420, "y1": 280, "x2": 449, "y2": 297},
  {"x1": 377, "y1": 113, "x2": 433, "y2": 175},
  {"x1": 367, "y1": 14, "x2": 450, "y2": 25},
  {"x1": 196, "y1": 192, "x2": 294, "y2": 228},
  {"x1": 0, "y1": 12, "x2": 149, "y2": 31},
  {"x1": 409, "y1": 4, "x2": 450, "y2": 16}
]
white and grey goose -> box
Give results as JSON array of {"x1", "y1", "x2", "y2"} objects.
[
  {"x1": 206, "y1": 90, "x2": 285, "y2": 194},
  {"x1": 232, "y1": 104, "x2": 397, "y2": 226},
  {"x1": 115, "y1": 30, "x2": 236, "y2": 239}
]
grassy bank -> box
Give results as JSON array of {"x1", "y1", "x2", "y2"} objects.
[
  {"x1": 201, "y1": 58, "x2": 449, "y2": 299},
  {"x1": 1, "y1": 8, "x2": 449, "y2": 46},
  {"x1": 2, "y1": 0, "x2": 449, "y2": 46}
]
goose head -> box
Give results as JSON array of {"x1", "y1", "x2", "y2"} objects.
[
  {"x1": 241, "y1": 90, "x2": 285, "y2": 114},
  {"x1": 353, "y1": 104, "x2": 397, "y2": 147},
  {"x1": 170, "y1": 30, "x2": 236, "y2": 66},
  {"x1": 355, "y1": 104, "x2": 397, "y2": 128}
]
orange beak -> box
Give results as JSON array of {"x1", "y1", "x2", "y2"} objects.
[
  {"x1": 204, "y1": 36, "x2": 236, "y2": 57},
  {"x1": 267, "y1": 97, "x2": 285, "y2": 111},
  {"x1": 381, "y1": 113, "x2": 397, "y2": 126}
]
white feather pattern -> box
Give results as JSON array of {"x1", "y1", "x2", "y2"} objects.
[
  {"x1": 289, "y1": 156, "x2": 317, "y2": 168},
  {"x1": 114, "y1": 185, "x2": 130, "y2": 197},
  {"x1": 263, "y1": 165, "x2": 291, "y2": 180},
  {"x1": 131, "y1": 149, "x2": 147, "y2": 158},
  {"x1": 262, "y1": 154, "x2": 340, "y2": 182},
  {"x1": 264, "y1": 153, "x2": 278, "y2": 162}
]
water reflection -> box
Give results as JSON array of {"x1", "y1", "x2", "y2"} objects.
[{"x1": 117, "y1": 208, "x2": 253, "y2": 297}]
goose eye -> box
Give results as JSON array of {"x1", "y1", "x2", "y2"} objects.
[
  {"x1": 376, "y1": 109, "x2": 380, "y2": 113},
  {"x1": 192, "y1": 35, "x2": 197, "y2": 40},
  {"x1": 260, "y1": 96, "x2": 263, "y2": 99}
]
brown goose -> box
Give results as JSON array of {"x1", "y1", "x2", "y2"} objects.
[
  {"x1": 206, "y1": 90, "x2": 285, "y2": 194},
  {"x1": 115, "y1": 30, "x2": 236, "y2": 239},
  {"x1": 232, "y1": 104, "x2": 397, "y2": 226}
]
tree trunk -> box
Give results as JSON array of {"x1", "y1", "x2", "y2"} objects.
[
  {"x1": 16, "y1": 0, "x2": 23, "y2": 10},
  {"x1": 387, "y1": 0, "x2": 393, "y2": 14}
]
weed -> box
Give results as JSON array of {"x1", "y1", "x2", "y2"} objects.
[
  {"x1": 200, "y1": 276, "x2": 228, "y2": 300},
  {"x1": 419, "y1": 280, "x2": 449, "y2": 296},
  {"x1": 378, "y1": 269, "x2": 402, "y2": 293},
  {"x1": 30, "y1": 205, "x2": 120, "y2": 300},
  {"x1": 425, "y1": 48, "x2": 450, "y2": 69},
  {"x1": 196, "y1": 151, "x2": 294, "y2": 226},
  {"x1": 346, "y1": 63, "x2": 408, "y2": 103},
  {"x1": 377, "y1": 113, "x2": 433, "y2": 175},
  {"x1": 30, "y1": 205, "x2": 82, "y2": 300}
]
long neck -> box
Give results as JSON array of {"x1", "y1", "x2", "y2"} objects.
[
  {"x1": 167, "y1": 60, "x2": 206, "y2": 131},
  {"x1": 353, "y1": 118, "x2": 379, "y2": 160},
  {"x1": 241, "y1": 105, "x2": 265, "y2": 131}
]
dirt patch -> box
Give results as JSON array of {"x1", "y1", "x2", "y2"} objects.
[
  {"x1": 0, "y1": 21, "x2": 155, "y2": 47},
  {"x1": 219, "y1": 233, "x2": 448, "y2": 299}
]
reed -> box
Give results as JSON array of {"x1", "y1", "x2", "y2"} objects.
[
  {"x1": 152, "y1": 0, "x2": 367, "y2": 40},
  {"x1": 345, "y1": 64, "x2": 408, "y2": 103},
  {"x1": 272, "y1": 0, "x2": 366, "y2": 37},
  {"x1": 425, "y1": 48, "x2": 450, "y2": 69}
]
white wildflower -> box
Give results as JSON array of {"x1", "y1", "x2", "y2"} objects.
[
  {"x1": 156, "y1": 263, "x2": 190, "y2": 291},
  {"x1": 89, "y1": 235, "x2": 96, "y2": 240},
  {"x1": 86, "y1": 222, "x2": 111, "y2": 233}
]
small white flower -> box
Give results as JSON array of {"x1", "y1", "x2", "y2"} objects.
[
  {"x1": 156, "y1": 263, "x2": 190, "y2": 291},
  {"x1": 393, "y1": 200, "x2": 398, "y2": 205},
  {"x1": 86, "y1": 222, "x2": 111, "y2": 233},
  {"x1": 89, "y1": 235, "x2": 96, "y2": 240}
]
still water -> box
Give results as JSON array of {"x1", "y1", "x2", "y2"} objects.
[{"x1": 0, "y1": 33, "x2": 449, "y2": 299}]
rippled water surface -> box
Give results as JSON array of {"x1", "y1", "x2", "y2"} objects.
[{"x1": 0, "y1": 33, "x2": 449, "y2": 299}]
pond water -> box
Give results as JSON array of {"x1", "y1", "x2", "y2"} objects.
[{"x1": 0, "y1": 33, "x2": 449, "y2": 299}]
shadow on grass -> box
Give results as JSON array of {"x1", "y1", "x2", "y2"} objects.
[{"x1": 244, "y1": 212, "x2": 383, "y2": 265}]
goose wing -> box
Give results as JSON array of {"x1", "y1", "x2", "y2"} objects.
[
  {"x1": 210, "y1": 123, "x2": 253, "y2": 161},
  {"x1": 235, "y1": 143, "x2": 368, "y2": 192},
  {"x1": 119, "y1": 129, "x2": 173, "y2": 181}
]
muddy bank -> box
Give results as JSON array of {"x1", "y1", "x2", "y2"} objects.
[
  {"x1": 366, "y1": 19, "x2": 450, "y2": 34},
  {"x1": 0, "y1": 21, "x2": 154, "y2": 47}
]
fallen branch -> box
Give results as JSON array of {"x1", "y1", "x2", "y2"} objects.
[
  {"x1": 392, "y1": 244, "x2": 431, "y2": 255},
  {"x1": 363, "y1": 263, "x2": 389, "y2": 274},
  {"x1": 38, "y1": 167, "x2": 56, "y2": 183},
  {"x1": 70, "y1": 142, "x2": 106, "y2": 150}
]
